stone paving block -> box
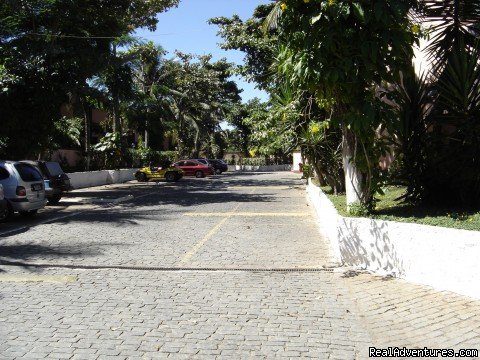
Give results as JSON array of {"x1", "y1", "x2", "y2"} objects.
[{"x1": 1, "y1": 173, "x2": 479, "y2": 359}]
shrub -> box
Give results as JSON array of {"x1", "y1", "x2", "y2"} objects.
[{"x1": 129, "y1": 148, "x2": 179, "y2": 167}]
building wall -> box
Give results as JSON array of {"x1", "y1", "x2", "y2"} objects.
[{"x1": 292, "y1": 151, "x2": 303, "y2": 172}]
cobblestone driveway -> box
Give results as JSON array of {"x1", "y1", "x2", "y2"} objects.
[{"x1": 0, "y1": 172, "x2": 479, "y2": 359}]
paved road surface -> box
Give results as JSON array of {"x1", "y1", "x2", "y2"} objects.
[{"x1": 0, "y1": 172, "x2": 479, "y2": 359}]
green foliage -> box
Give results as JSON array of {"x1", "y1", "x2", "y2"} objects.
[
  {"x1": 422, "y1": 43, "x2": 480, "y2": 207},
  {"x1": 93, "y1": 132, "x2": 122, "y2": 169},
  {"x1": 320, "y1": 184, "x2": 480, "y2": 231},
  {"x1": 266, "y1": 0, "x2": 420, "y2": 210},
  {"x1": 386, "y1": 1, "x2": 480, "y2": 208},
  {"x1": 0, "y1": 0, "x2": 178, "y2": 158},
  {"x1": 209, "y1": 3, "x2": 278, "y2": 91},
  {"x1": 421, "y1": 0, "x2": 480, "y2": 76},
  {"x1": 274, "y1": 0, "x2": 419, "y2": 116},
  {"x1": 301, "y1": 164, "x2": 312, "y2": 179},
  {"x1": 387, "y1": 66, "x2": 431, "y2": 202},
  {"x1": 347, "y1": 202, "x2": 371, "y2": 217},
  {"x1": 129, "y1": 147, "x2": 178, "y2": 167},
  {"x1": 165, "y1": 52, "x2": 242, "y2": 158}
]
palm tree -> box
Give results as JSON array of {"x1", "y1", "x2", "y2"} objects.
[{"x1": 420, "y1": 0, "x2": 480, "y2": 76}]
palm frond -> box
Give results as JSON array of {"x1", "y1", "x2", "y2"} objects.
[
  {"x1": 436, "y1": 41, "x2": 480, "y2": 122},
  {"x1": 262, "y1": 2, "x2": 282, "y2": 33},
  {"x1": 421, "y1": 0, "x2": 480, "y2": 75}
]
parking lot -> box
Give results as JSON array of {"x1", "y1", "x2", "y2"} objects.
[{"x1": 1, "y1": 172, "x2": 479, "y2": 359}]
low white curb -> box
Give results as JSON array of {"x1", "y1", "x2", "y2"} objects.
[
  {"x1": 67, "y1": 169, "x2": 139, "y2": 189},
  {"x1": 307, "y1": 179, "x2": 480, "y2": 299},
  {"x1": 227, "y1": 164, "x2": 292, "y2": 172}
]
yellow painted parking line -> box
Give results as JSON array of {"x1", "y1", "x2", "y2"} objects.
[
  {"x1": 178, "y1": 204, "x2": 242, "y2": 266},
  {"x1": 177, "y1": 216, "x2": 230, "y2": 266},
  {"x1": 178, "y1": 188, "x2": 257, "y2": 266},
  {"x1": 0, "y1": 275, "x2": 77, "y2": 283},
  {"x1": 184, "y1": 212, "x2": 310, "y2": 217}
]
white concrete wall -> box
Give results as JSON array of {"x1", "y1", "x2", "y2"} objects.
[
  {"x1": 68, "y1": 169, "x2": 139, "y2": 189},
  {"x1": 307, "y1": 180, "x2": 480, "y2": 299},
  {"x1": 307, "y1": 183, "x2": 342, "y2": 263},
  {"x1": 292, "y1": 151, "x2": 302, "y2": 172},
  {"x1": 227, "y1": 165, "x2": 292, "y2": 172}
]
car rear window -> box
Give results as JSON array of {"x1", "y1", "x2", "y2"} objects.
[
  {"x1": 45, "y1": 162, "x2": 64, "y2": 176},
  {"x1": 0, "y1": 166, "x2": 9, "y2": 180},
  {"x1": 14, "y1": 163, "x2": 43, "y2": 182}
]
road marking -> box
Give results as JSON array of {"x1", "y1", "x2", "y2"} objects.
[
  {"x1": 87, "y1": 194, "x2": 134, "y2": 204},
  {"x1": 184, "y1": 212, "x2": 310, "y2": 217},
  {"x1": 178, "y1": 188, "x2": 257, "y2": 265},
  {"x1": 177, "y1": 216, "x2": 231, "y2": 266},
  {"x1": 0, "y1": 274, "x2": 76, "y2": 283}
]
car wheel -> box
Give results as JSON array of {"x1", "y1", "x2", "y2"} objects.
[
  {"x1": 165, "y1": 172, "x2": 176, "y2": 182},
  {"x1": 19, "y1": 209, "x2": 38, "y2": 217},
  {"x1": 0, "y1": 202, "x2": 12, "y2": 222},
  {"x1": 47, "y1": 194, "x2": 62, "y2": 205},
  {"x1": 136, "y1": 172, "x2": 147, "y2": 182},
  {"x1": 215, "y1": 169, "x2": 222, "y2": 175},
  {"x1": 195, "y1": 170, "x2": 205, "y2": 178}
]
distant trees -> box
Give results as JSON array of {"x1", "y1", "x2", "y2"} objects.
[
  {"x1": 0, "y1": 0, "x2": 178, "y2": 159},
  {"x1": 0, "y1": 0, "x2": 245, "y2": 167}
]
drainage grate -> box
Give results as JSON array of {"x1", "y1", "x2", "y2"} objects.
[{"x1": 0, "y1": 260, "x2": 334, "y2": 273}]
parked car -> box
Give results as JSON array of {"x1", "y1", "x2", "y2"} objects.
[
  {"x1": 172, "y1": 160, "x2": 214, "y2": 178},
  {"x1": 194, "y1": 158, "x2": 226, "y2": 174},
  {"x1": 21, "y1": 161, "x2": 72, "y2": 205},
  {"x1": 207, "y1": 159, "x2": 228, "y2": 174},
  {"x1": 135, "y1": 165, "x2": 183, "y2": 182},
  {"x1": 0, "y1": 184, "x2": 8, "y2": 221},
  {"x1": 194, "y1": 159, "x2": 210, "y2": 166},
  {"x1": 0, "y1": 161, "x2": 46, "y2": 218}
]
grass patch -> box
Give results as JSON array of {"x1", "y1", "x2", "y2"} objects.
[{"x1": 315, "y1": 181, "x2": 480, "y2": 231}]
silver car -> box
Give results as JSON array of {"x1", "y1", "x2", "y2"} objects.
[
  {"x1": 0, "y1": 161, "x2": 46, "y2": 218},
  {"x1": 0, "y1": 184, "x2": 8, "y2": 221}
]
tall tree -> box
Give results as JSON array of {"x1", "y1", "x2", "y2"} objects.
[
  {"x1": 269, "y1": 0, "x2": 419, "y2": 209},
  {"x1": 0, "y1": 0, "x2": 178, "y2": 159},
  {"x1": 209, "y1": 3, "x2": 278, "y2": 91},
  {"x1": 167, "y1": 52, "x2": 241, "y2": 158}
]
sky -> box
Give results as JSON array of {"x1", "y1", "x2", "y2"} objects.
[{"x1": 134, "y1": 0, "x2": 270, "y2": 103}]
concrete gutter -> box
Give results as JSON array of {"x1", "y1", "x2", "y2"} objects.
[{"x1": 306, "y1": 179, "x2": 480, "y2": 299}]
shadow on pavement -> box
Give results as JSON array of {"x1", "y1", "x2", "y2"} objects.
[
  {"x1": 126, "y1": 188, "x2": 275, "y2": 208},
  {"x1": 0, "y1": 242, "x2": 108, "y2": 273},
  {"x1": 0, "y1": 173, "x2": 299, "y2": 231}
]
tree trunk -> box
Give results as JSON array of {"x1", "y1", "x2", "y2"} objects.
[
  {"x1": 82, "y1": 99, "x2": 92, "y2": 171},
  {"x1": 112, "y1": 44, "x2": 121, "y2": 134},
  {"x1": 342, "y1": 125, "x2": 363, "y2": 208},
  {"x1": 144, "y1": 119, "x2": 149, "y2": 148},
  {"x1": 193, "y1": 128, "x2": 200, "y2": 158},
  {"x1": 177, "y1": 113, "x2": 186, "y2": 157}
]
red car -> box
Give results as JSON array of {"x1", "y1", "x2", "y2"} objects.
[{"x1": 172, "y1": 160, "x2": 214, "y2": 178}]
